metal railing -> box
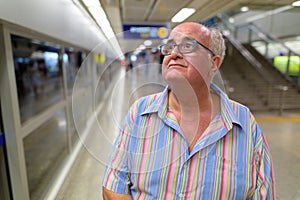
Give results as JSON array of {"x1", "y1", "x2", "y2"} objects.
[
  {"x1": 216, "y1": 15, "x2": 292, "y2": 114},
  {"x1": 234, "y1": 22, "x2": 300, "y2": 86}
]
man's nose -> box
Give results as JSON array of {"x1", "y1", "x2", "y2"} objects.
[{"x1": 170, "y1": 45, "x2": 182, "y2": 58}]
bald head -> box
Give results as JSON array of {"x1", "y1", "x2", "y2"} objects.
[{"x1": 172, "y1": 22, "x2": 212, "y2": 48}]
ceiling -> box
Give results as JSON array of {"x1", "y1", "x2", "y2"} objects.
[{"x1": 100, "y1": 0, "x2": 297, "y2": 54}]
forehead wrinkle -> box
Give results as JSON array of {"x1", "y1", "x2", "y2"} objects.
[
  {"x1": 167, "y1": 36, "x2": 195, "y2": 43},
  {"x1": 172, "y1": 22, "x2": 211, "y2": 48}
]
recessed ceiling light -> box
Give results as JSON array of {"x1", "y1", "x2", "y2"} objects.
[
  {"x1": 171, "y1": 8, "x2": 196, "y2": 23},
  {"x1": 292, "y1": 0, "x2": 300, "y2": 6},
  {"x1": 241, "y1": 6, "x2": 249, "y2": 12}
]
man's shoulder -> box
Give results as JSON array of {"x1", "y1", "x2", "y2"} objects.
[
  {"x1": 224, "y1": 98, "x2": 252, "y2": 122},
  {"x1": 228, "y1": 99, "x2": 250, "y2": 112},
  {"x1": 227, "y1": 98, "x2": 260, "y2": 124}
]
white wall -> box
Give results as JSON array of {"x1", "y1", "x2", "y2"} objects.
[{"x1": 0, "y1": 0, "x2": 106, "y2": 50}]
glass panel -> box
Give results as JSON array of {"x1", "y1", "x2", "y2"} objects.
[
  {"x1": 11, "y1": 34, "x2": 64, "y2": 122},
  {"x1": 23, "y1": 111, "x2": 67, "y2": 200},
  {"x1": 64, "y1": 49, "x2": 82, "y2": 95}
]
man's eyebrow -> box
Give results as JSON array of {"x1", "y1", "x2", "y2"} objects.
[{"x1": 166, "y1": 39, "x2": 174, "y2": 43}]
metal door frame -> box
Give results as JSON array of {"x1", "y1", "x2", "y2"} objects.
[{"x1": 0, "y1": 23, "x2": 30, "y2": 200}]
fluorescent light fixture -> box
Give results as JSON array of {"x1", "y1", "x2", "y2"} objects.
[
  {"x1": 144, "y1": 40, "x2": 152, "y2": 46},
  {"x1": 80, "y1": 0, "x2": 124, "y2": 59},
  {"x1": 171, "y1": 8, "x2": 196, "y2": 23},
  {"x1": 292, "y1": 0, "x2": 300, "y2": 6},
  {"x1": 82, "y1": 0, "x2": 100, "y2": 7},
  {"x1": 228, "y1": 17, "x2": 234, "y2": 23},
  {"x1": 240, "y1": 6, "x2": 249, "y2": 12},
  {"x1": 138, "y1": 45, "x2": 146, "y2": 50}
]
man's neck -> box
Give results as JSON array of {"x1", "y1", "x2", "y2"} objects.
[
  {"x1": 168, "y1": 87, "x2": 221, "y2": 151},
  {"x1": 168, "y1": 87, "x2": 212, "y2": 114}
]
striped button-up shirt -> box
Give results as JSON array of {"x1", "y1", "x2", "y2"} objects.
[{"x1": 102, "y1": 85, "x2": 275, "y2": 199}]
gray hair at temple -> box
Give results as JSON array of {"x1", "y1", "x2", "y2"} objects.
[{"x1": 209, "y1": 27, "x2": 226, "y2": 61}]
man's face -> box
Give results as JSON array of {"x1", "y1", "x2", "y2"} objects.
[{"x1": 162, "y1": 23, "x2": 214, "y2": 91}]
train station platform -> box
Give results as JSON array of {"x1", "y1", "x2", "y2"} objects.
[{"x1": 1, "y1": 2, "x2": 300, "y2": 198}]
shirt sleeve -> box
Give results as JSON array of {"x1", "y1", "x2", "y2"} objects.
[
  {"x1": 248, "y1": 115, "x2": 276, "y2": 200},
  {"x1": 102, "y1": 111, "x2": 134, "y2": 195}
]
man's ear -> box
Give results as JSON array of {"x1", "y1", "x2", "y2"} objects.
[
  {"x1": 211, "y1": 55, "x2": 222, "y2": 72},
  {"x1": 209, "y1": 55, "x2": 222, "y2": 78}
]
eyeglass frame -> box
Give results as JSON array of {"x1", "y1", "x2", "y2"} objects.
[{"x1": 159, "y1": 39, "x2": 216, "y2": 57}]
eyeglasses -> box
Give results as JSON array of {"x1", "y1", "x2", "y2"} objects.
[{"x1": 160, "y1": 39, "x2": 215, "y2": 56}]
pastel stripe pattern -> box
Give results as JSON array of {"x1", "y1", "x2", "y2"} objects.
[{"x1": 102, "y1": 85, "x2": 276, "y2": 199}]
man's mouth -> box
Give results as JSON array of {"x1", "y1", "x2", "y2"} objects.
[{"x1": 168, "y1": 63, "x2": 186, "y2": 69}]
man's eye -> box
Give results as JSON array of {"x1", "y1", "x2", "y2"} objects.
[
  {"x1": 165, "y1": 44, "x2": 173, "y2": 49},
  {"x1": 182, "y1": 42, "x2": 194, "y2": 49}
]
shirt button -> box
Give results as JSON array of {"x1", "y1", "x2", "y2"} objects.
[{"x1": 178, "y1": 193, "x2": 184, "y2": 198}]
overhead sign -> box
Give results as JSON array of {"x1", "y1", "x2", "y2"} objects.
[{"x1": 122, "y1": 24, "x2": 170, "y2": 40}]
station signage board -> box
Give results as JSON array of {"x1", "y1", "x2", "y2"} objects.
[{"x1": 122, "y1": 24, "x2": 170, "y2": 40}]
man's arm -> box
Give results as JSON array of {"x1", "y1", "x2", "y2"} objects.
[
  {"x1": 251, "y1": 134, "x2": 276, "y2": 200},
  {"x1": 247, "y1": 113, "x2": 276, "y2": 200},
  {"x1": 102, "y1": 187, "x2": 132, "y2": 200}
]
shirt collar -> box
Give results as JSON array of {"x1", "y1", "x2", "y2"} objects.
[
  {"x1": 210, "y1": 83, "x2": 243, "y2": 131},
  {"x1": 140, "y1": 86, "x2": 169, "y2": 118},
  {"x1": 141, "y1": 84, "x2": 243, "y2": 130}
]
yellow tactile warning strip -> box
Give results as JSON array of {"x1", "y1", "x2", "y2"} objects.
[{"x1": 256, "y1": 115, "x2": 300, "y2": 124}]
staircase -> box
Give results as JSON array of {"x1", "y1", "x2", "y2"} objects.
[
  {"x1": 243, "y1": 44, "x2": 300, "y2": 110},
  {"x1": 220, "y1": 35, "x2": 300, "y2": 112}
]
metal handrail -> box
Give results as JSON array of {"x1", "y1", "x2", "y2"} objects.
[
  {"x1": 216, "y1": 15, "x2": 290, "y2": 114},
  {"x1": 226, "y1": 32, "x2": 289, "y2": 114},
  {"x1": 235, "y1": 23, "x2": 300, "y2": 84},
  {"x1": 217, "y1": 13, "x2": 300, "y2": 86},
  {"x1": 237, "y1": 23, "x2": 300, "y2": 57},
  {"x1": 224, "y1": 32, "x2": 275, "y2": 84}
]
